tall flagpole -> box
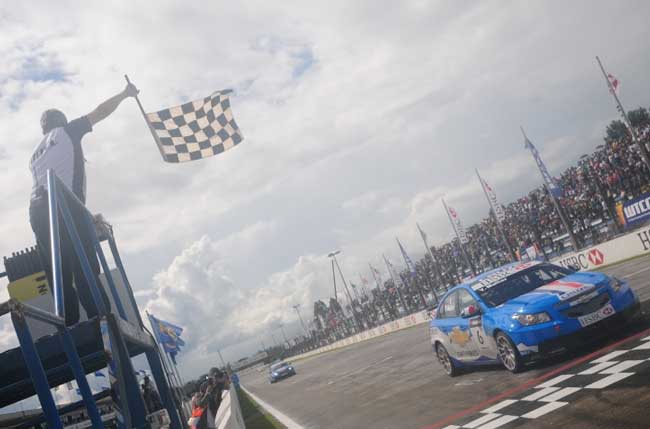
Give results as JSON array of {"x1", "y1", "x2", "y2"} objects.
[
  {"x1": 396, "y1": 237, "x2": 426, "y2": 307},
  {"x1": 417, "y1": 223, "x2": 445, "y2": 294},
  {"x1": 146, "y1": 312, "x2": 185, "y2": 418},
  {"x1": 521, "y1": 127, "x2": 579, "y2": 251},
  {"x1": 382, "y1": 254, "x2": 408, "y2": 315},
  {"x1": 369, "y1": 263, "x2": 389, "y2": 322},
  {"x1": 475, "y1": 169, "x2": 516, "y2": 261},
  {"x1": 124, "y1": 74, "x2": 166, "y2": 159},
  {"x1": 595, "y1": 57, "x2": 650, "y2": 170},
  {"x1": 442, "y1": 198, "x2": 476, "y2": 276}
]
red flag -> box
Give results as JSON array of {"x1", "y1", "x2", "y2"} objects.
[{"x1": 607, "y1": 73, "x2": 619, "y2": 94}]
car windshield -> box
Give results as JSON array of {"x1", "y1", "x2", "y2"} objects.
[
  {"x1": 271, "y1": 362, "x2": 288, "y2": 371},
  {"x1": 473, "y1": 265, "x2": 571, "y2": 307}
]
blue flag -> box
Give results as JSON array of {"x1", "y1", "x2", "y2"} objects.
[
  {"x1": 524, "y1": 134, "x2": 563, "y2": 198},
  {"x1": 148, "y1": 314, "x2": 185, "y2": 362}
]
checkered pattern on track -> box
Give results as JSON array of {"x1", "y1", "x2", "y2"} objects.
[{"x1": 443, "y1": 335, "x2": 650, "y2": 429}]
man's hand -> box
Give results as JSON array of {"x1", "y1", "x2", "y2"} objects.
[{"x1": 123, "y1": 82, "x2": 139, "y2": 98}]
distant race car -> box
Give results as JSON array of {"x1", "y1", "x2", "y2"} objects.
[
  {"x1": 430, "y1": 261, "x2": 640, "y2": 376},
  {"x1": 268, "y1": 361, "x2": 296, "y2": 383}
]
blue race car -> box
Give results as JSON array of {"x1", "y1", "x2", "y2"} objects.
[
  {"x1": 269, "y1": 361, "x2": 296, "y2": 383},
  {"x1": 430, "y1": 261, "x2": 640, "y2": 376}
]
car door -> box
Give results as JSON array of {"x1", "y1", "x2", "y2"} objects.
[
  {"x1": 457, "y1": 288, "x2": 498, "y2": 360},
  {"x1": 436, "y1": 291, "x2": 479, "y2": 362}
]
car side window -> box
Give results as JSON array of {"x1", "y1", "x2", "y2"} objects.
[
  {"x1": 438, "y1": 292, "x2": 459, "y2": 319},
  {"x1": 458, "y1": 289, "x2": 478, "y2": 312}
]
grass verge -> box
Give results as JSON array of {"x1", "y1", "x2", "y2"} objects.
[{"x1": 237, "y1": 387, "x2": 286, "y2": 429}]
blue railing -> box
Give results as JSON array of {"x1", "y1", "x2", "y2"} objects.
[{"x1": 0, "y1": 169, "x2": 183, "y2": 428}]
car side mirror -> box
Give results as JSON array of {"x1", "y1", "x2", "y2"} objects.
[{"x1": 461, "y1": 305, "x2": 480, "y2": 318}]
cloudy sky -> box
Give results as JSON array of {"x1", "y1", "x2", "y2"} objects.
[{"x1": 1, "y1": 0, "x2": 649, "y2": 380}]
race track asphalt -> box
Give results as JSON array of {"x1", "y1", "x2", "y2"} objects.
[{"x1": 241, "y1": 256, "x2": 650, "y2": 429}]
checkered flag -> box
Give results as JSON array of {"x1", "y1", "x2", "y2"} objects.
[{"x1": 145, "y1": 90, "x2": 243, "y2": 163}]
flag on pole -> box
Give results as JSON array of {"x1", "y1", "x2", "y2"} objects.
[
  {"x1": 477, "y1": 171, "x2": 506, "y2": 221},
  {"x1": 369, "y1": 263, "x2": 383, "y2": 289},
  {"x1": 396, "y1": 238, "x2": 417, "y2": 277},
  {"x1": 145, "y1": 90, "x2": 243, "y2": 163},
  {"x1": 443, "y1": 200, "x2": 469, "y2": 244},
  {"x1": 148, "y1": 313, "x2": 185, "y2": 364},
  {"x1": 383, "y1": 254, "x2": 403, "y2": 287},
  {"x1": 359, "y1": 273, "x2": 369, "y2": 286},
  {"x1": 607, "y1": 73, "x2": 620, "y2": 94},
  {"x1": 523, "y1": 132, "x2": 563, "y2": 198}
]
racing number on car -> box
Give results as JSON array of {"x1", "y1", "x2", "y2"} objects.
[{"x1": 469, "y1": 317, "x2": 484, "y2": 345}]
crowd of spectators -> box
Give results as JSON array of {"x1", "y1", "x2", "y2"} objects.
[{"x1": 305, "y1": 108, "x2": 650, "y2": 346}]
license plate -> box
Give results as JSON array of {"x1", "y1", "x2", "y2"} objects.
[{"x1": 578, "y1": 303, "x2": 616, "y2": 327}]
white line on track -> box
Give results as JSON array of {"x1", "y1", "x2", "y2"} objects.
[
  {"x1": 241, "y1": 386, "x2": 305, "y2": 429},
  {"x1": 625, "y1": 265, "x2": 650, "y2": 278}
]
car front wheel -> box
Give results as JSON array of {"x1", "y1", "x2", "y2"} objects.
[
  {"x1": 495, "y1": 332, "x2": 523, "y2": 373},
  {"x1": 436, "y1": 343, "x2": 458, "y2": 377}
]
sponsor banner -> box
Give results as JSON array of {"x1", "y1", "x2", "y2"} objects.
[
  {"x1": 623, "y1": 193, "x2": 650, "y2": 225},
  {"x1": 553, "y1": 226, "x2": 650, "y2": 270}
]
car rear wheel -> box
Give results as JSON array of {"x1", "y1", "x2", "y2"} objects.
[
  {"x1": 436, "y1": 343, "x2": 458, "y2": 377},
  {"x1": 495, "y1": 332, "x2": 523, "y2": 373}
]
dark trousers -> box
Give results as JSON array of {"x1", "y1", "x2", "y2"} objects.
[{"x1": 29, "y1": 189, "x2": 111, "y2": 326}]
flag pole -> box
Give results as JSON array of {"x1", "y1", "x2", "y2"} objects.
[
  {"x1": 475, "y1": 169, "x2": 516, "y2": 261},
  {"x1": 417, "y1": 223, "x2": 444, "y2": 296},
  {"x1": 123, "y1": 74, "x2": 166, "y2": 159},
  {"x1": 442, "y1": 198, "x2": 476, "y2": 276},
  {"x1": 396, "y1": 237, "x2": 426, "y2": 307},
  {"x1": 382, "y1": 254, "x2": 408, "y2": 315},
  {"x1": 146, "y1": 311, "x2": 182, "y2": 391},
  {"x1": 595, "y1": 57, "x2": 650, "y2": 170},
  {"x1": 521, "y1": 127, "x2": 579, "y2": 252}
]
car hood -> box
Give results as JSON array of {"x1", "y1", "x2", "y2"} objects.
[{"x1": 501, "y1": 271, "x2": 607, "y2": 311}]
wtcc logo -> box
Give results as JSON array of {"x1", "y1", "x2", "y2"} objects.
[{"x1": 587, "y1": 248, "x2": 605, "y2": 266}]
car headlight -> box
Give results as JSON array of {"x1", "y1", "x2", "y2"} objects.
[
  {"x1": 512, "y1": 312, "x2": 551, "y2": 326},
  {"x1": 609, "y1": 276, "x2": 624, "y2": 293},
  {"x1": 272, "y1": 372, "x2": 278, "y2": 376},
  {"x1": 288, "y1": 367, "x2": 294, "y2": 371}
]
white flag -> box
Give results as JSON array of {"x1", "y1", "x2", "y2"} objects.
[
  {"x1": 445, "y1": 203, "x2": 469, "y2": 244},
  {"x1": 479, "y1": 175, "x2": 506, "y2": 222}
]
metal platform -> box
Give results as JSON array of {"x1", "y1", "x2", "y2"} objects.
[
  {"x1": 0, "y1": 315, "x2": 152, "y2": 409},
  {"x1": 0, "y1": 170, "x2": 184, "y2": 429}
]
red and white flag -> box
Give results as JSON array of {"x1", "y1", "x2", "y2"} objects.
[
  {"x1": 443, "y1": 200, "x2": 469, "y2": 244},
  {"x1": 478, "y1": 173, "x2": 506, "y2": 222},
  {"x1": 607, "y1": 73, "x2": 620, "y2": 94}
]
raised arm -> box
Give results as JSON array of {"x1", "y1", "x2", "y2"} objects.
[{"x1": 86, "y1": 82, "x2": 139, "y2": 126}]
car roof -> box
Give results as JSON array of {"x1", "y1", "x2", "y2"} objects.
[{"x1": 439, "y1": 260, "x2": 546, "y2": 300}]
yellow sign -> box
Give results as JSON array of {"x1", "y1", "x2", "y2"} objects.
[
  {"x1": 449, "y1": 326, "x2": 471, "y2": 346},
  {"x1": 8, "y1": 272, "x2": 50, "y2": 302}
]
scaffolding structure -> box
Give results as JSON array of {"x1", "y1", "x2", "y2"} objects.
[{"x1": 0, "y1": 170, "x2": 184, "y2": 428}]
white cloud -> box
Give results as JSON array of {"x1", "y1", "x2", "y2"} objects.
[{"x1": 1, "y1": 0, "x2": 649, "y2": 376}]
